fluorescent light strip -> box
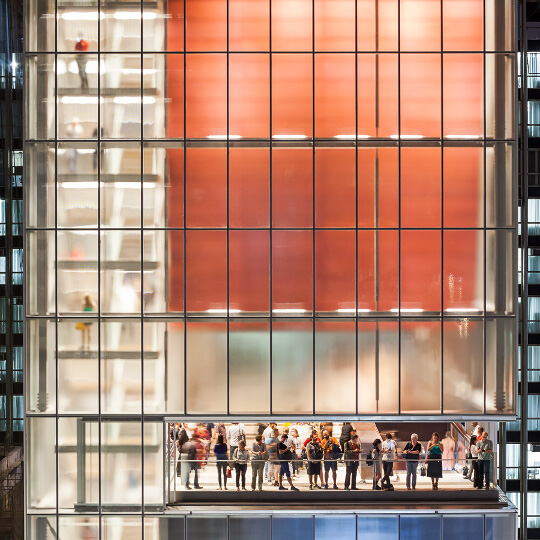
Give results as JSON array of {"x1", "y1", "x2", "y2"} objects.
[
  {"x1": 273, "y1": 134, "x2": 308, "y2": 140},
  {"x1": 390, "y1": 308, "x2": 425, "y2": 313},
  {"x1": 206, "y1": 135, "x2": 243, "y2": 140},
  {"x1": 272, "y1": 308, "x2": 307, "y2": 314},
  {"x1": 445, "y1": 308, "x2": 481, "y2": 313},
  {"x1": 59, "y1": 182, "x2": 155, "y2": 189},
  {"x1": 336, "y1": 308, "x2": 372, "y2": 313},
  {"x1": 334, "y1": 134, "x2": 370, "y2": 140},
  {"x1": 206, "y1": 309, "x2": 241, "y2": 314},
  {"x1": 446, "y1": 135, "x2": 481, "y2": 139},
  {"x1": 390, "y1": 135, "x2": 424, "y2": 139}
]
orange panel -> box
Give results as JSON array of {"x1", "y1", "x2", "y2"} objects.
[
  {"x1": 186, "y1": 230, "x2": 227, "y2": 312},
  {"x1": 229, "y1": 148, "x2": 270, "y2": 228},
  {"x1": 165, "y1": 0, "x2": 184, "y2": 51},
  {"x1": 401, "y1": 147, "x2": 441, "y2": 228},
  {"x1": 315, "y1": 148, "x2": 356, "y2": 227},
  {"x1": 186, "y1": 54, "x2": 227, "y2": 138},
  {"x1": 164, "y1": 54, "x2": 184, "y2": 139},
  {"x1": 229, "y1": 54, "x2": 270, "y2": 138},
  {"x1": 443, "y1": 54, "x2": 484, "y2": 138},
  {"x1": 315, "y1": 54, "x2": 356, "y2": 137},
  {"x1": 186, "y1": 0, "x2": 227, "y2": 51},
  {"x1": 272, "y1": 0, "x2": 312, "y2": 51},
  {"x1": 356, "y1": 0, "x2": 376, "y2": 50},
  {"x1": 272, "y1": 148, "x2": 313, "y2": 228},
  {"x1": 400, "y1": 54, "x2": 441, "y2": 137},
  {"x1": 229, "y1": 0, "x2": 270, "y2": 51},
  {"x1": 443, "y1": 0, "x2": 483, "y2": 51},
  {"x1": 401, "y1": 230, "x2": 441, "y2": 311},
  {"x1": 272, "y1": 54, "x2": 313, "y2": 138},
  {"x1": 229, "y1": 231, "x2": 270, "y2": 313},
  {"x1": 400, "y1": 0, "x2": 441, "y2": 51},
  {"x1": 443, "y1": 146, "x2": 484, "y2": 228},
  {"x1": 272, "y1": 231, "x2": 313, "y2": 312},
  {"x1": 186, "y1": 148, "x2": 227, "y2": 227},
  {"x1": 315, "y1": 0, "x2": 356, "y2": 51},
  {"x1": 315, "y1": 230, "x2": 356, "y2": 312},
  {"x1": 358, "y1": 230, "x2": 399, "y2": 311},
  {"x1": 357, "y1": 147, "x2": 399, "y2": 228}
]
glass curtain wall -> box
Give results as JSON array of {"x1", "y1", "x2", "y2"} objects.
[{"x1": 25, "y1": 0, "x2": 517, "y2": 520}]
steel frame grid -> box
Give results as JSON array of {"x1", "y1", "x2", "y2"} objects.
[{"x1": 22, "y1": 0, "x2": 520, "y2": 530}]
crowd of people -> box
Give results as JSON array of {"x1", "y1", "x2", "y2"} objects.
[{"x1": 170, "y1": 422, "x2": 494, "y2": 492}]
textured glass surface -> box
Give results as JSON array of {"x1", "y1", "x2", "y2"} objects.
[
  {"x1": 186, "y1": 516, "x2": 228, "y2": 540},
  {"x1": 229, "y1": 517, "x2": 272, "y2": 540},
  {"x1": 315, "y1": 516, "x2": 357, "y2": 539},
  {"x1": 272, "y1": 517, "x2": 314, "y2": 540},
  {"x1": 400, "y1": 515, "x2": 442, "y2": 540},
  {"x1": 443, "y1": 516, "x2": 484, "y2": 538},
  {"x1": 357, "y1": 515, "x2": 399, "y2": 539}
]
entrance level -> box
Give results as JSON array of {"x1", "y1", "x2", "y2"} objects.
[{"x1": 166, "y1": 420, "x2": 499, "y2": 505}]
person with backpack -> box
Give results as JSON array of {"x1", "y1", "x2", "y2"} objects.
[
  {"x1": 277, "y1": 434, "x2": 300, "y2": 491},
  {"x1": 321, "y1": 430, "x2": 340, "y2": 489},
  {"x1": 174, "y1": 423, "x2": 189, "y2": 477},
  {"x1": 227, "y1": 422, "x2": 246, "y2": 467},
  {"x1": 232, "y1": 440, "x2": 250, "y2": 491},
  {"x1": 368, "y1": 439, "x2": 382, "y2": 490},
  {"x1": 381, "y1": 433, "x2": 396, "y2": 490},
  {"x1": 182, "y1": 434, "x2": 202, "y2": 489},
  {"x1": 213, "y1": 434, "x2": 228, "y2": 490},
  {"x1": 306, "y1": 432, "x2": 324, "y2": 489},
  {"x1": 344, "y1": 432, "x2": 361, "y2": 490}
]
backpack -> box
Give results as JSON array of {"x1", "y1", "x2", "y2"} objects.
[
  {"x1": 365, "y1": 449, "x2": 375, "y2": 466},
  {"x1": 311, "y1": 443, "x2": 323, "y2": 461},
  {"x1": 331, "y1": 441, "x2": 342, "y2": 460}
]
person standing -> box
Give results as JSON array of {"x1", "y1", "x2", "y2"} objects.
[
  {"x1": 227, "y1": 422, "x2": 246, "y2": 466},
  {"x1": 381, "y1": 433, "x2": 396, "y2": 490},
  {"x1": 182, "y1": 435, "x2": 202, "y2": 489},
  {"x1": 233, "y1": 440, "x2": 250, "y2": 491},
  {"x1": 251, "y1": 434, "x2": 267, "y2": 491},
  {"x1": 476, "y1": 431, "x2": 493, "y2": 489},
  {"x1": 370, "y1": 439, "x2": 382, "y2": 490},
  {"x1": 344, "y1": 433, "x2": 361, "y2": 490},
  {"x1": 426, "y1": 432, "x2": 444, "y2": 490},
  {"x1": 289, "y1": 427, "x2": 301, "y2": 476},
  {"x1": 306, "y1": 432, "x2": 324, "y2": 489},
  {"x1": 266, "y1": 428, "x2": 280, "y2": 486},
  {"x1": 340, "y1": 422, "x2": 354, "y2": 450},
  {"x1": 75, "y1": 34, "x2": 89, "y2": 89},
  {"x1": 469, "y1": 435, "x2": 481, "y2": 488},
  {"x1": 321, "y1": 430, "x2": 340, "y2": 489},
  {"x1": 403, "y1": 433, "x2": 422, "y2": 490},
  {"x1": 214, "y1": 434, "x2": 228, "y2": 490},
  {"x1": 277, "y1": 434, "x2": 299, "y2": 491},
  {"x1": 442, "y1": 431, "x2": 456, "y2": 471}
]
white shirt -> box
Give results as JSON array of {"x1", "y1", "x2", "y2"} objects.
[
  {"x1": 262, "y1": 426, "x2": 274, "y2": 440},
  {"x1": 381, "y1": 439, "x2": 396, "y2": 460},
  {"x1": 227, "y1": 424, "x2": 245, "y2": 446}
]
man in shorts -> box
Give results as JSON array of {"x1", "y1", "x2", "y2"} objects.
[
  {"x1": 306, "y1": 432, "x2": 324, "y2": 489},
  {"x1": 277, "y1": 433, "x2": 299, "y2": 491}
]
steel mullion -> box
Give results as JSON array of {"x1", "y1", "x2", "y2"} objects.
[
  {"x1": 269, "y1": 0, "x2": 273, "y2": 416},
  {"x1": 97, "y1": 0, "x2": 102, "y2": 536},
  {"x1": 397, "y1": 0, "x2": 402, "y2": 416},
  {"x1": 54, "y1": 0, "x2": 59, "y2": 531},
  {"x1": 312, "y1": 0, "x2": 316, "y2": 416},
  {"x1": 227, "y1": 0, "x2": 230, "y2": 416},
  {"x1": 140, "y1": 0, "x2": 145, "y2": 530},
  {"x1": 355, "y1": 0, "x2": 359, "y2": 416},
  {"x1": 183, "y1": 0, "x2": 187, "y2": 418},
  {"x1": 440, "y1": 0, "x2": 444, "y2": 415}
]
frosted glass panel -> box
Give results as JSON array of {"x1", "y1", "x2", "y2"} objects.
[
  {"x1": 272, "y1": 321, "x2": 313, "y2": 414},
  {"x1": 485, "y1": 514, "x2": 517, "y2": 540},
  {"x1": 400, "y1": 515, "x2": 441, "y2": 540},
  {"x1": 443, "y1": 516, "x2": 483, "y2": 538},
  {"x1": 229, "y1": 321, "x2": 270, "y2": 414},
  {"x1": 186, "y1": 516, "x2": 228, "y2": 540},
  {"x1": 357, "y1": 516, "x2": 399, "y2": 539},
  {"x1": 315, "y1": 320, "x2": 356, "y2": 413},
  {"x1": 229, "y1": 517, "x2": 271, "y2": 540},
  {"x1": 272, "y1": 517, "x2": 314, "y2": 540},
  {"x1": 315, "y1": 516, "x2": 356, "y2": 540},
  {"x1": 401, "y1": 320, "x2": 441, "y2": 413},
  {"x1": 186, "y1": 321, "x2": 227, "y2": 414},
  {"x1": 486, "y1": 230, "x2": 515, "y2": 315}
]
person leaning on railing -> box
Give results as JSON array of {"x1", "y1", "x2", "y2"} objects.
[
  {"x1": 469, "y1": 435, "x2": 480, "y2": 488},
  {"x1": 476, "y1": 432, "x2": 493, "y2": 490},
  {"x1": 426, "y1": 432, "x2": 444, "y2": 490},
  {"x1": 343, "y1": 432, "x2": 361, "y2": 490},
  {"x1": 402, "y1": 433, "x2": 422, "y2": 490}
]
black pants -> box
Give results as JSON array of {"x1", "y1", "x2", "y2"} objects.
[
  {"x1": 471, "y1": 460, "x2": 481, "y2": 487},
  {"x1": 345, "y1": 462, "x2": 358, "y2": 489},
  {"x1": 478, "y1": 459, "x2": 491, "y2": 488},
  {"x1": 216, "y1": 462, "x2": 227, "y2": 488},
  {"x1": 235, "y1": 463, "x2": 247, "y2": 488},
  {"x1": 382, "y1": 461, "x2": 393, "y2": 487}
]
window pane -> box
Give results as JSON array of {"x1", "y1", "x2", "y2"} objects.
[
  {"x1": 187, "y1": 230, "x2": 227, "y2": 314},
  {"x1": 443, "y1": 0, "x2": 483, "y2": 51},
  {"x1": 401, "y1": 320, "x2": 441, "y2": 413},
  {"x1": 186, "y1": 321, "x2": 227, "y2": 414},
  {"x1": 485, "y1": 0, "x2": 514, "y2": 51},
  {"x1": 401, "y1": 146, "x2": 441, "y2": 228},
  {"x1": 229, "y1": 518, "x2": 270, "y2": 540},
  {"x1": 443, "y1": 54, "x2": 483, "y2": 138},
  {"x1": 443, "y1": 230, "x2": 484, "y2": 313},
  {"x1": 443, "y1": 319, "x2": 484, "y2": 413},
  {"x1": 25, "y1": 55, "x2": 55, "y2": 140},
  {"x1": 144, "y1": 421, "x2": 164, "y2": 505},
  {"x1": 400, "y1": 515, "x2": 441, "y2": 540},
  {"x1": 25, "y1": 142, "x2": 55, "y2": 228},
  {"x1": 100, "y1": 230, "x2": 141, "y2": 314},
  {"x1": 100, "y1": 0, "x2": 141, "y2": 51},
  {"x1": 229, "y1": 321, "x2": 270, "y2": 414},
  {"x1": 357, "y1": 515, "x2": 399, "y2": 539},
  {"x1": 271, "y1": 0, "x2": 312, "y2": 51},
  {"x1": 26, "y1": 0, "x2": 54, "y2": 51},
  {"x1": 101, "y1": 320, "x2": 142, "y2": 413},
  {"x1": 401, "y1": 231, "x2": 441, "y2": 312},
  {"x1": 26, "y1": 230, "x2": 55, "y2": 316},
  {"x1": 315, "y1": 148, "x2": 356, "y2": 227},
  {"x1": 186, "y1": 148, "x2": 227, "y2": 228},
  {"x1": 315, "y1": 320, "x2": 356, "y2": 413},
  {"x1": 229, "y1": 54, "x2": 270, "y2": 138},
  {"x1": 443, "y1": 146, "x2": 484, "y2": 228},
  {"x1": 486, "y1": 142, "x2": 515, "y2": 228},
  {"x1": 358, "y1": 230, "x2": 399, "y2": 312},
  {"x1": 229, "y1": 0, "x2": 270, "y2": 52},
  {"x1": 58, "y1": 319, "x2": 98, "y2": 413},
  {"x1": 101, "y1": 422, "x2": 142, "y2": 509},
  {"x1": 229, "y1": 148, "x2": 270, "y2": 228},
  {"x1": 315, "y1": 516, "x2": 356, "y2": 539},
  {"x1": 314, "y1": 0, "x2": 356, "y2": 51},
  {"x1": 486, "y1": 229, "x2": 515, "y2": 315},
  {"x1": 229, "y1": 230, "x2": 270, "y2": 314},
  {"x1": 26, "y1": 319, "x2": 56, "y2": 414},
  {"x1": 186, "y1": 0, "x2": 227, "y2": 51},
  {"x1": 315, "y1": 230, "x2": 356, "y2": 313},
  {"x1": 186, "y1": 54, "x2": 227, "y2": 138},
  {"x1": 144, "y1": 0, "x2": 184, "y2": 52},
  {"x1": 272, "y1": 320, "x2": 313, "y2": 414},
  {"x1": 59, "y1": 517, "x2": 99, "y2": 540},
  {"x1": 400, "y1": 54, "x2": 441, "y2": 137},
  {"x1": 315, "y1": 54, "x2": 356, "y2": 138},
  {"x1": 485, "y1": 54, "x2": 516, "y2": 140},
  {"x1": 486, "y1": 317, "x2": 516, "y2": 414},
  {"x1": 357, "y1": 321, "x2": 399, "y2": 414},
  {"x1": 400, "y1": 0, "x2": 441, "y2": 51},
  {"x1": 272, "y1": 54, "x2": 313, "y2": 138},
  {"x1": 272, "y1": 148, "x2": 313, "y2": 228},
  {"x1": 186, "y1": 516, "x2": 227, "y2": 540},
  {"x1": 102, "y1": 517, "x2": 142, "y2": 539},
  {"x1": 272, "y1": 231, "x2": 313, "y2": 314}
]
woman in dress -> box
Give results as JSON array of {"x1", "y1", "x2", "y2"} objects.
[
  {"x1": 426, "y1": 432, "x2": 444, "y2": 490},
  {"x1": 442, "y1": 431, "x2": 456, "y2": 470},
  {"x1": 371, "y1": 439, "x2": 382, "y2": 490},
  {"x1": 80, "y1": 294, "x2": 96, "y2": 351}
]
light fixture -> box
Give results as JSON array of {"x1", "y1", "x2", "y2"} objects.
[
  {"x1": 206, "y1": 308, "x2": 241, "y2": 314},
  {"x1": 390, "y1": 308, "x2": 425, "y2": 313},
  {"x1": 206, "y1": 135, "x2": 242, "y2": 140},
  {"x1": 334, "y1": 135, "x2": 370, "y2": 140},
  {"x1": 272, "y1": 308, "x2": 307, "y2": 314},
  {"x1": 336, "y1": 308, "x2": 373, "y2": 313},
  {"x1": 272, "y1": 134, "x2": 308, "y2": 140},
  {"x1": 390, "y1": 135, "x2": 424, "y2": 139},
  {"x1": 445, "y1": 135, "x2": 481, "y2": 139},
  {"x1": 445, "y1": 308, "x2": 481, "y2": 312}
]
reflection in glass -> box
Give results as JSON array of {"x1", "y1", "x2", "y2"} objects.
[
  {"x1": 25, "y1": 54, "x2": 55, "y2": 140},
  {"x1": 486, "y1": 229, "x2": 515, "y2": 315},
  {"x1": 25, "y1": 142, "x2": 55, "y2": 228},
  {"x1": 27, "y1": 230, "x2": 55, "y2": 316}
]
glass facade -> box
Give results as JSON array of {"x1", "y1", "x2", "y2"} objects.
[{"x1": 24, "y1": 0, "x2": 518, "y2": 535}]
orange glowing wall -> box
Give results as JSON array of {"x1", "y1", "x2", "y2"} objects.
[{"x1": 165, "y1": 0, "x2": 485, "y2": 314}]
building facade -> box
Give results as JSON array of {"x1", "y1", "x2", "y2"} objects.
[{"x1": 25, "y1": 0, "x2": 519, "y2": 538}]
